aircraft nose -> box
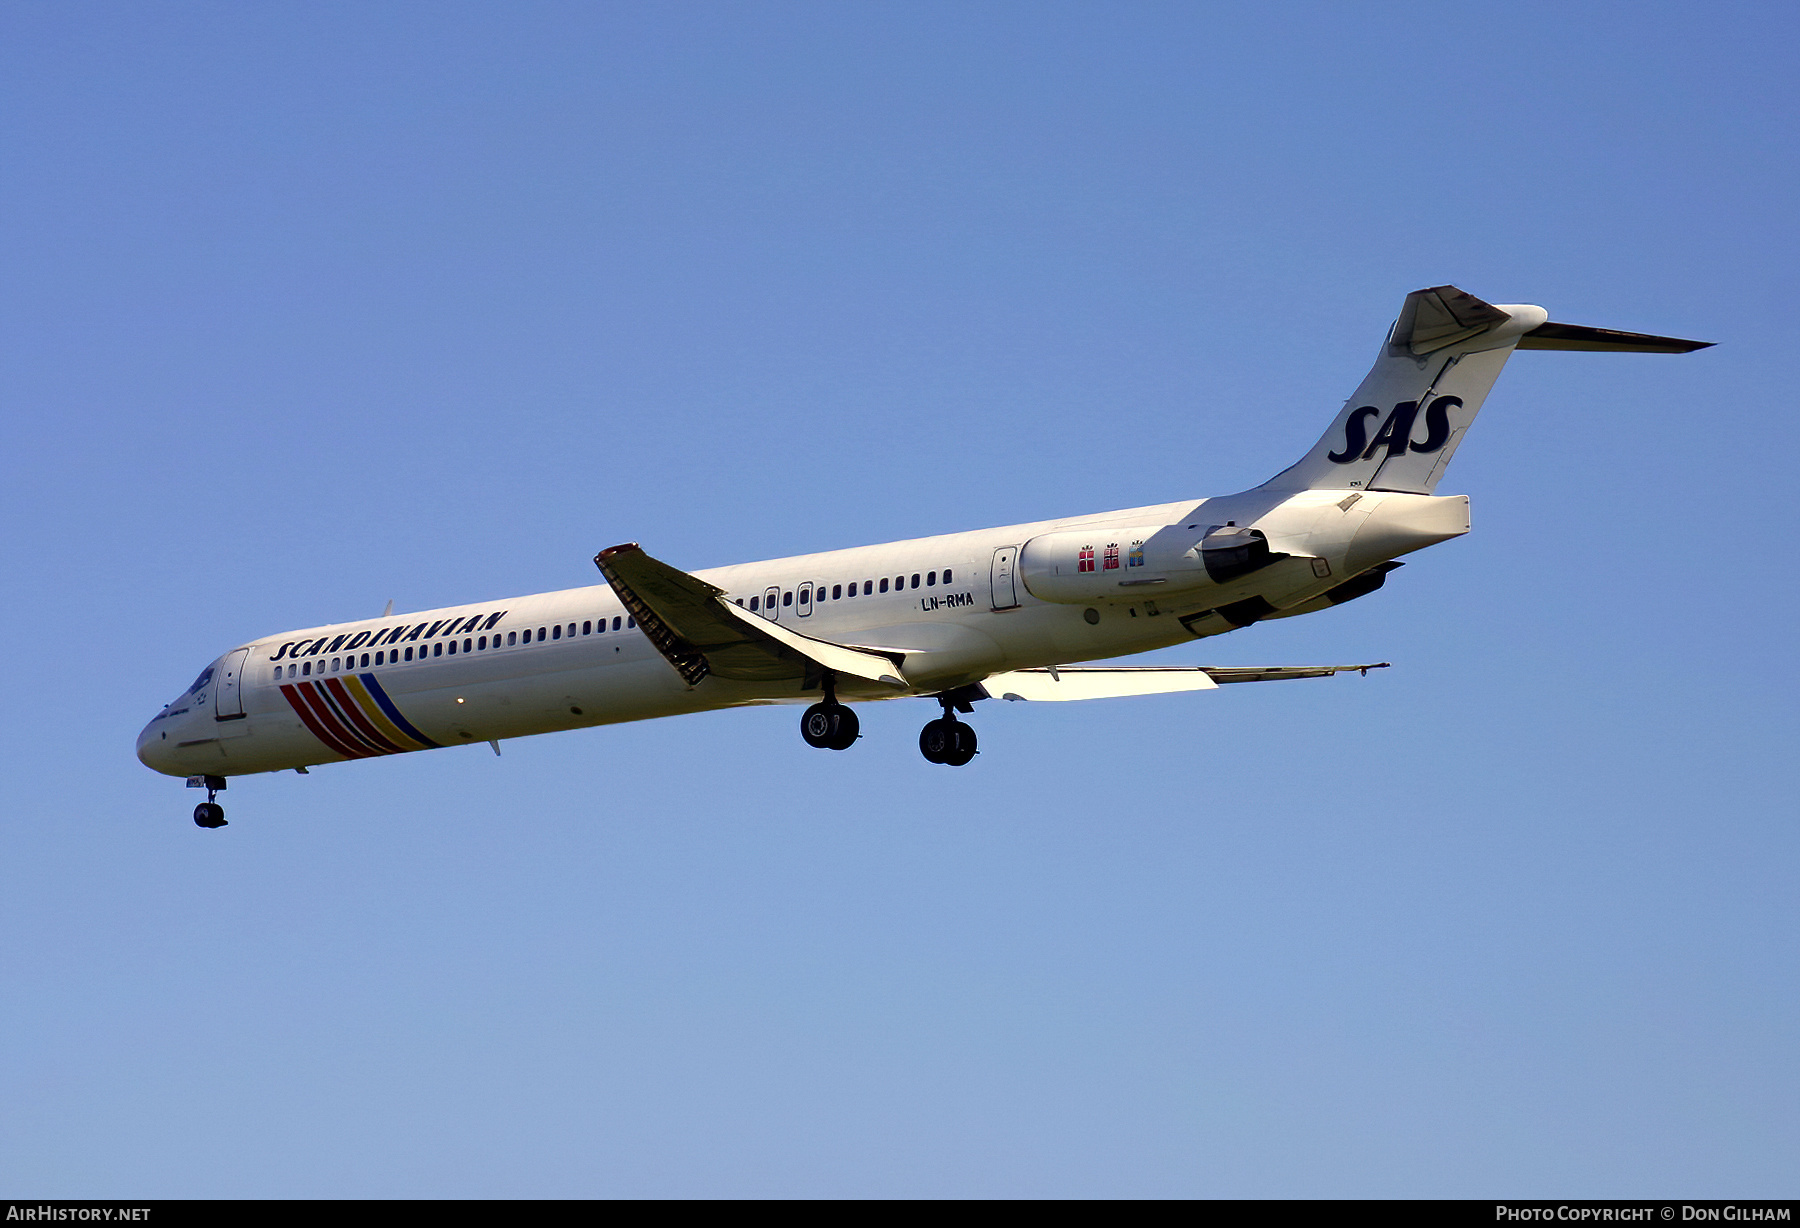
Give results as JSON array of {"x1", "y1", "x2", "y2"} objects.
[{"x1": 136, "y1": 717, "x2": 183, "y2": 777}]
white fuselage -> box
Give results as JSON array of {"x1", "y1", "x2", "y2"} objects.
[{"x1": 136, "y1": 487, "x2": 1468, "y2": 778}]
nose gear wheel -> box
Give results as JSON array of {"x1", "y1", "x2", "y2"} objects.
[{"x1": 188, "y1": 774, "x2": 229, "y2": 828}]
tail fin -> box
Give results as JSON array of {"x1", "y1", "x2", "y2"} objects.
[{"x1": 1258, "y1": 286, "x2": 1710, "y2": 495}]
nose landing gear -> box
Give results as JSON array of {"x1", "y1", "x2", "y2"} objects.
[
  {"x1": 798, "y1": 674, "x2": 860, "y2": 751},
  {"x1": 187, "y1": 775, "x2": 228, "y2": 828},
  {"x1": 919, "y1": 695, "x2": 978, "y2": 767}
]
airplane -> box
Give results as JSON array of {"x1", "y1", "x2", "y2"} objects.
[{"x1": 137, "y1": 286, "x2": 1709, "y2": 827}]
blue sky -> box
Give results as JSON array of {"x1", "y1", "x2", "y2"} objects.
[{"x1": 2, "y1": 1, "x2": 1795, "y2": 1197}]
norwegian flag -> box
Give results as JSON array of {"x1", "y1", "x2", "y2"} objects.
[{"x1": 1102, "y1": 543, "x2": 1120, "y2": 570}]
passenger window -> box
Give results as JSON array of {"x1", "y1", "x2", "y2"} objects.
[
  {"x1": 627, "y1": 617, "x2": 635, "y2": 629},
  {"x1": 832, "y1": 584, "x2": 841, "y2": 599},
  {"x1": 288, "y1": 664, "x2": 297, "y2": 678},
  {"x1": 944, "y1": 568, "x2": 953, "y2": 583},
  {"x1": 537, "y1": 628, "x2": 546, "y2": 641},
  {"x1": 927, "y1": 571, "x2": 936, "y2": 586},
  {"x1": 553, "y1": 625, "x2": 562, "y2": 640},
  {"x1": 783, "y1": 591, "x2": 793, "y2": 606},
  {"x1": 331, "y1": 658, "x2": 340, "y2": 672},
  {"x1": 613, "y1": 616, "x2": 622, "y2": 631},
  {"x1": 750, "y1": 596, "x2": 759, "y2": 611},
  {"x1": 463, "y1": 638, "x2": 472, "y2": 652},
  {"x1": 583, "y1": 621, "x2": 591, "y2": 635},
  {"x1": 568, "y1": 623, "x2": 576, "y2": 637},
  {"x1": 879, "y1": 578, "x2": 889, "y2": 593},
  {"x1": 433, "y1": 643, "x2": 442, "y2": 657},
  {"x1": 303, "y1": 662, "x2": 312, "y2": 675},
  {"x1": 361, "y1": 653, "x2": 370, "y2": 667},
  {"x1": 404, "y1": 647, "x2": 413, "y2": 661},
  {"x1": 864, "y1": 581, "x2": 872, "y2": 595},
  {"x1": 911, "y1": 574, "x2": 920, "y2": 588},
  {"x1": 448, "y1": 641, "x2": 457, "y2": 655}
]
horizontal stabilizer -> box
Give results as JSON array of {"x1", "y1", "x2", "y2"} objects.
[
  {"x1": 1517, "y1": 321, "x2": 1712, "y2": 353},
  {"x1": 1393, "y1": 285, "x2": 1513, "y2": 356},
  {"x1": 980, "y1": 662, "x2": 1387, "y2": 701}
]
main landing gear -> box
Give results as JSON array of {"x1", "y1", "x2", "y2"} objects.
[
  {"x1": 919, "y1": 695, "x2": 978, "y2": 767},
  {"x1": 799, "y1": 675, "x2": 860, "y2": 751},
  {"x1": 796, "y1": 674, "x2": 980, "y2": 765},
  {"x1": 187, "y1": 774, "x2": 228, "y2": 828}
]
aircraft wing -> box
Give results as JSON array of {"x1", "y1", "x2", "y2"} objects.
[
  {"x1": 594, "y1": 544, "x2": 908, "y2": 689},
  {"x1": 979, "y1": 662, "x2": 1387, "y2": 701},
  {"x1": 1198, "y1": 663, "x2": 1388, "y2": 684}
]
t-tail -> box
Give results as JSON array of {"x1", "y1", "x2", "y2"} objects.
[{"x1": 1259, "y1": 285, "x2": 1711, "y2": 495}]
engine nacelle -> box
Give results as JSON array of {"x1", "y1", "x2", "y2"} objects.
[{"x1": 1018, "y1": 523, "x2": 1290, "y2": 605}]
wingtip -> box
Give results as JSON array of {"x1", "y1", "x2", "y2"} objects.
[{"x1": 594, "y1": 543, "x2": 642, "y2": 566}]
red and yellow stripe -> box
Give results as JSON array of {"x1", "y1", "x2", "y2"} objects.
[{"x1": 280, "y1": 673, "x2": 442, "y2": 759}]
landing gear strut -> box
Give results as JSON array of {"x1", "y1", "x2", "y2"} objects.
[
  {"x1": 188, "y1": 775, "x2": 228, "y2": 828},
  {"x1": 919, "y1": 695, "x2": 978, "y2": 767},
  {"x1": 799, "y1": 674, "x2": 860, "y2": 751}
]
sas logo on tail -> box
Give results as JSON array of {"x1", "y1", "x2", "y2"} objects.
[{"x1": 1328, "y1": 396, "x2": 1462, "y2": 464}]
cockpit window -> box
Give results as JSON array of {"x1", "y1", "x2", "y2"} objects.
[{"x1": 185, "y1": 666, "x2": 214, "y2": 695}]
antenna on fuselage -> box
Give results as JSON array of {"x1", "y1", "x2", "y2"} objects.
[{"x1": 382, "y1": 599, "x2": 394, "y2": 617}]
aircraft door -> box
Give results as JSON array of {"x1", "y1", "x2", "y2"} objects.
[
  {"x1": 763, "y1": 586, "x2": 781, "y2": 621},
  {"x1": 797, "y1": 581, "x2": 813, "y2": 617},
  {"x1": 991, "y1": 546, "x2": 1020, "y2": 610},
  {"x1": 215, "y1": 648, "x2": 250, "y2": 720}
]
